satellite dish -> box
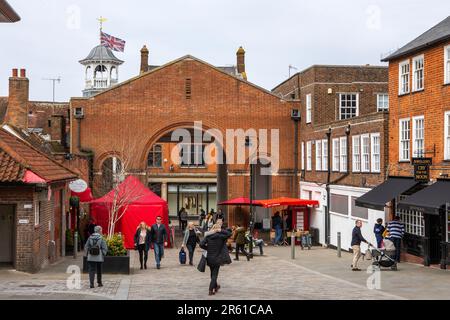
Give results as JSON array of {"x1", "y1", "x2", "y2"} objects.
[{"x1": 69, "y1": 179, "x2": 88, "y2": 193}]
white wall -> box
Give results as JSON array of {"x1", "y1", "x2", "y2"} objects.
[{"x1": 300, "y1": 182, "x2": 386, "y2": 251}]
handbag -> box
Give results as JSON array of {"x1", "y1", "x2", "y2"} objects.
[
  {"x1": 179, "y1": 248, "x2": 187, "y2": 265},
  {"x1": 197, "y1": 253, "x2": 207, "y2": 273}
]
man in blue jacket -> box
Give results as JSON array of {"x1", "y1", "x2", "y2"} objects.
[
  {"x1": 351, "y1": 220, "x2": 368, "y2": 271},
  {"x1": 150, "y1": 216, "x2": 168, "y2": 269}
]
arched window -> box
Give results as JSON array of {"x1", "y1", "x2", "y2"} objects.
[
  {"x1": 110, "y1": 66, "x2": 117, "y2": 80},
  {"x1": 85, "y1": 66, "x2": 92, "y2": 80},
  {"x1": 148, "y1": 145, "x2": 162, "y2": 168},
  {"x1": 94, "y1": 65, "x2": 107, "y2": 79},
  {"x1": 101, "y1": 156, "x2": 123, "y2": 191}
]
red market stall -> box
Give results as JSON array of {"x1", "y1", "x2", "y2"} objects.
[{"x1": 90, "y1": 176, "x2": 170, "y2": 249}]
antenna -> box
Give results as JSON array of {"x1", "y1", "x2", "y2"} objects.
[
  {"x1": 288, "y1": 65, "x2": 298, "y2": 78},
  {"x1": 42, "y1": 77, "x2": 62, "y2": 103}
]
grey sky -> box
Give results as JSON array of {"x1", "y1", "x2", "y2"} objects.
[{"x1": 0, "y1": 0, "x2": 449, "y2": 102}]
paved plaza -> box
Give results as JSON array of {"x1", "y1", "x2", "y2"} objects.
[{"x1": 0, "y1": 244, "x2": 448, "y2": 300}]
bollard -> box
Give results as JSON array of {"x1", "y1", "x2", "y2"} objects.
[
  {"x1": 74, "y1": 231, "x2": 78, "y2": 259},
  {"x1": 337, "y1": 232, "x2": 341, "y2": 258},
  {"x1": 291, "y1": 233, "x2": 296, "y2": 260}
]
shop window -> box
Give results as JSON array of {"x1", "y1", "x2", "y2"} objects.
[
  {"x1": 148, "y1": 183, "x2": 162, "y2": 197},
  {"x1": 351, "y1": 197, "x2": 368, "y2": 220},
  {"x1": 330, "y1": 193, "x2": 348, "y2": 215},
  {"x1": 398, "y1": 209, "x2": 424, "y2": 237}
]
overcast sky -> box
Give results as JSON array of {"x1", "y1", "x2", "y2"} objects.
[{"x1": 1, "y1": 0, "x2": 449, "y2": 102}]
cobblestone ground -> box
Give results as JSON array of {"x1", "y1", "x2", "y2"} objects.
[{"x1": 127, "y1": 248, "x2": 402, "y2": 300}]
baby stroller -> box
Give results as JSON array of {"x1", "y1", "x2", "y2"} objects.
[{"x1": 369, "y1": 239, "x2": 398, "y2": 271}]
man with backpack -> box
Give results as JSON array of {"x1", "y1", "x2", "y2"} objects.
[{"x1": 84, "y1": 226, "x2": 108, "y2": 289}]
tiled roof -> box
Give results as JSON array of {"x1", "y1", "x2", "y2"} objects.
[
  {"x1": 382, "y1": 16, "x2": 450, "y2": 61},
  {"x1": 0, "y1": 127, "x2": 77, "y2": 183},
  {"x1": 0, "y1": 149, "x2": 25, "y2": 182}
]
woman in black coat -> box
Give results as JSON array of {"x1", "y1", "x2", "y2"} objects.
[
  {"x1": 134, "y1": 222, "x2": 152, "y2": 270},
  {"x1": 200, "y1": 223, "x2": 231, "y2": 295}
]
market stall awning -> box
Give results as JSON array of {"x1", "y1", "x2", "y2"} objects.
[
  {"x1": 258, "y1": 197, "x2": 319, "y2": 208},
  {"x1": 355, "y1": 177, "x2": 420, "y2": 210},
  {"x1": 219, "y1": 197, "x2": 263, "y2": 206},
  {"x1": 397, "y1": 180, "x2": 450, "y2": 215}
]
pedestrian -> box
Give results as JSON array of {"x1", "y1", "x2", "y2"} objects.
[
  {"x1": 199, "y1": 223, "x2": 232, "y2": 296},
  {"x1": 272, "y1": 212, "x2": 282, "y2": 246},
  {"x1": 215, "y1": 209, "x2": 224, "y2": 223},
  {"x1": 180, "y1": 208, "x2": 188, "y2": 231},
  {"x1": 199, "y1": 209, "x2": 206, "y2": 226},
  {"x1": 87, "y1": 217, "x2": 97, "y2": 237},
  {"x1": 84, "y1": 226, "x2": 108, "y2": 289},
  {"x1": 373, "y1": 218, "x2": 386, "y2": 249},
  {"x1": 182, "y1": 222, "x2": 201, "y2": 265},
  {"x1": 150, "y1": 216, "x2": 168, "y2": 269},
  {"x1": 134, "y1": 222, "x2": 151, "y2": 270},
  {"x1": 247, "y1": 229, "x2": 264, "y2": 256},
  {"x1": 233, "y1": 224, "x2": 251, "y2": 261},
  {"x1": 178, "y1": 207, "x2": 185, "y2": 231},
  {"x1": 387, "y1": 215, "x2": 405, "y2": 262},
  {"x1": 351, "y1": 220, "x2": 368, "y2": 271}
]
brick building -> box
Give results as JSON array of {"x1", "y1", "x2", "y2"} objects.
[
  {"x1": 273, "y1": 65, "x2": 389, "y2": 250},
  {"x1": 70, "y1": 45, "x2": 300, "y2": 227},
  {"x1": 0, "y1": 0, "x2": 20, "y2": 23},
  {"x1": 359, "y1": 16, "x2": 450, "y2": 268}
]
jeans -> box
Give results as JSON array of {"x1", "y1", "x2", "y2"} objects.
[
  {"x1": 255, "y1": 239, "x2": 264, "y2": 255},
  {"x1": 88, "y1": 261, "x2": 102, "y2": 286},
  {"x1": 209, "y1": 265, "x2": 220, "y2": 292},
  {"x1": 235, "y1": 244, "x2": 249, "y2": 260},
  {"x1": 274, "y1": 227, "x2": 283, "y2": 244},
  {"x1": 392, "y1": 238, "x2": 402, "y2": 262},
  {"x1": 137, "y1": 244, "x2": 148, "y2": 268},
  {"x1": 186, "y1": 244, "x2": 195, "y2": 264},
  {"x1": 154, "y1": 243, "x2": 164, "y2": 267}
]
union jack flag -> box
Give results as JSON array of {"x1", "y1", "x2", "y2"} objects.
[{"x1": 101, "y1": 32, "x2": 126, "y2": 52}]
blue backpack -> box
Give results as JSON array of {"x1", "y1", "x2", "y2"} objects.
[{"x1": 179, "y1": 248, "x2": 187, "y2": 264}]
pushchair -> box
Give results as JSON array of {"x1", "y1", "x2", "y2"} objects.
[{"x1": 369, "y1": 239, "x2": 398, "y2": 271}]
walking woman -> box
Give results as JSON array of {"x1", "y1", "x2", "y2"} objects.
[
  {"x1": 199, "y1": 223, "x2": 231, "y2": 296},
  {"x1": 134, "y1": 222, "x2": 151, "y2": 270},
  {"x1": 182, "y1": 222, "x2": 201, "y2": 265}
]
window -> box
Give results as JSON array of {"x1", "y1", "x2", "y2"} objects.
[
  {"x1": 377, "y1": 94, "x2": 389, "y2": 112},
  {"x1": 306, "y1": 94, "x2": 312, "y2": 124},
  {"x1": 34, "y1": 201, "x2": 41, "y2": 226},
  {"x1": 399, "y1": 60, "x2": 410, "y2": 95},
  {"x1": 180, "y1": 144, "x2": 205, "y2": 167},
  {"x1": 398, "y1": 209, "x2": 424, "y2": 237},
  {"x1": 339, "y1": 93, "x2": 359, "y2": 120},
  {"x1": 301, "y1": 142, "x2": 305, "y2": 170},
  {"x1": 306, "y1": 141, "x2": 312, "y2": 171},
  {"x1": 371, "y1": 133, "x2": 381, "y2": 173},
  {"x1": 412, "y1": 116, "x2": 425, "y2": 158},
  {"x1": 185, "y1": 78, "x2": 192, "y2": 99},
  {"x1": 330, "y1": 193, "x2": 349, "y2": 215},
  {"x1": 322, "y1": 140, "x2": 328, "y2": 171},
  {"x1": 445, "y1": 45, "x2": 450, "y2": 84},
  {"x1": 352, "y1": 135, "x2": 361, "y2": 172},
  {"x1": 339, "y1": 137, "x2": 347, "y2": 172},
  {"x1": 147, "y1": 144, "x2": 163, "y2": 168},
  {"x1": 412, "y1": 55, "x2": 424, "y2": 91},
  {"x1": 399, "y1": 118, "x2": 411, "y2": 161},
  {"x1": 361, "y1": 135, "x2": 370, "y2": 172},
  {"x1": 351, "y1": 197, "x2": 368, "y2": 220},
  {"x1": 332, "y1": 138, "x2": 340, "y2": 171},
  {"x1": 445, "y1": 112, "x2": 450, "y2": 160},
  {"x1": 315, "y1": 140, "x2": 322, "y2": 171}
]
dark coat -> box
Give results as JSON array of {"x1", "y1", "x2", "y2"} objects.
[
  {"x1": 150, "y1": 224, "x2": 168, "y2": 244},
  {"x1": 351, "y1": 226, "x2": 367, "y2": 246},
  {"x1": 373, "y1": 223, "x2": 385, "y2": 242},
  {"x1": 272, "y1": 215, "x2": 282, "y2": 228},
  {"x1": 234, "y1": 227, "x2": 246, "y2": 245},
  {"x1": 134, "y1": 228, "x2": 152, "y2": 251},
  {"x1": 200, "y1": 230, "x2": 231, "y2": 267}
]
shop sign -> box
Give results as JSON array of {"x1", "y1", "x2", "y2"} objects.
[{"x1": 412, "y1": 158, "x2": 432, "y2": 182}]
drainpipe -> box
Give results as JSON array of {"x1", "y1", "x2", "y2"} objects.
[{"x1": 325, "y1": 127, "x2": 332, "y2": 246}]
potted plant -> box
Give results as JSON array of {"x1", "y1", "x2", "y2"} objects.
[{"x1": 83, "y1": 233, "x2": 130, "y2": 274}]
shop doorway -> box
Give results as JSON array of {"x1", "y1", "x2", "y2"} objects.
[
  {"x1": 0, "y1": 205, "x2": 15, "y2": 266},
  {"x1": 425, "y1": 214, "x2": 443, "y2": 265}
]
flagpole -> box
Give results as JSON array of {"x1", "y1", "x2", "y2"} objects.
[{"x1": 98, "y1": 16, "x2": 106, "y2": 86}]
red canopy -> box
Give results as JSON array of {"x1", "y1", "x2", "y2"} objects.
[
  {"x1": 71, "y1": 188, "x2": 93, "y2": 203},
  {"x1": 258, "y1": 197, "x2": 319, "y2": 208},
  {"x1": 90, "y1": 176, "x2": 169, "y2": 249},
  {"x1": 219, "y1": 197, "x2": 263, "y2": 206}
]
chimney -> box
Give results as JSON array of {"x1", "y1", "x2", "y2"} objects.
[
  {"x1": 236, "y1": 46, "x2": 247, "y2": 80},
  {"x1": 5, "y1": 68, "x2": 29, "y2": 129},
  {"x1": 140, "y1": 45, "x2": 149, "y2": 74}
]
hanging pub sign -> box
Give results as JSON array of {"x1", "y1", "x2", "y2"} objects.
[{"x1": 412, "y1": 158, "x2": 432, "y2": 182}]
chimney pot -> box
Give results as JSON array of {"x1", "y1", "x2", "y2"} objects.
[
  {"x1": 20, "y1": 69, "x2": 26, "y2": 78},
  {"x1": 12, "y1": 69, "x2": 18, "y2": 77},
  {"x1": 236, "y1": 46, "x2": 247, "y2": 80}
]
